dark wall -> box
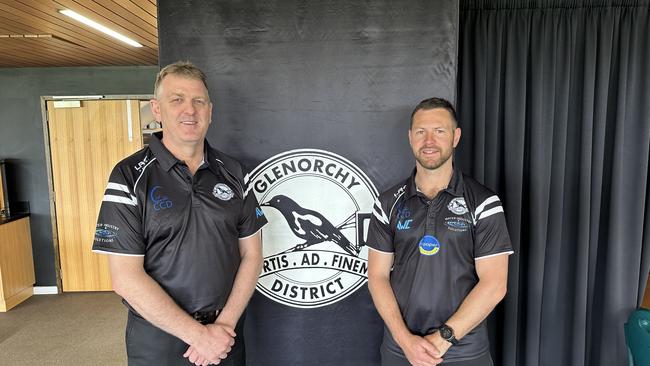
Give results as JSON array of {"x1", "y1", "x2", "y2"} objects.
[
  {"x1": 158, "y1": 1, "x2": 457, "y2": 364},
  {"x1": 0, "y1": 66, "x2": 158, "y2": 286},
  {"x1": 159, "y1": 0, "x2": 458, "y2": 188}
]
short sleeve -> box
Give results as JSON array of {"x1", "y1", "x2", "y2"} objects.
[
  {"x1": 473, "y1": 195, "x2": 513, "y2": 259},
  {"x1": 238, "y1": 173, "x2": 268, "y2": 238},
  {"x1": 92, "y1": 166, "x2": 145, "y2": 255},
  {"x1": 366, "y1": 197, "x2": 395, "y2": 253}
]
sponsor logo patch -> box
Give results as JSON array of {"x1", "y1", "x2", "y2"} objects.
[
  {"x1": 419, "y1": 235, "x2": 440, "y2": 256},
  {"x1": 95, "y1": 223, "x2": 119, "y2": 243},
  {"x1": 396, "y1": 206, "x2": 413, "y2": 230},
  {"x1": 213, "y1": 183, "x2": 234, "y2": 201},
  {"x1": 448, "y1": 197, "x2": 468, "y2": 215},
  {"x1": 444, "y1": 217, "x2": 471, "y2": 232},
  {"x1": 397, "y1": 206, "x2": 411, "y2": 219},
  {"x1": 397, "y1": 219, "x2": 413, "y2": 230},
  {"x1": 250, "y1": 149, "x2": 378, "y2": 308},
  {"x1": 149, "y1": 186, "x2": 173, "y2": 211}
]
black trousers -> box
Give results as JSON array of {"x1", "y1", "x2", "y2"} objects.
[
  {"x1": 381, "y1": 346, "x2": 494, "y2": 366},
  {"x1": 125, "y1": 311, "x2": 245, "y2": 366}
]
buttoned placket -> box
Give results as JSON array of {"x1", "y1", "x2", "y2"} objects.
[
  {"x1": 179, "y1": 164, "x2": 202, "y2": 207},
  {"x1": 424, "y1": 198, "x2": 436, "y2": 237},
  {"x1": 423, "y1": 191, "x2": 448, "y2": 238}
]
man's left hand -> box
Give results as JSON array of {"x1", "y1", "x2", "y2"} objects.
[
  {"x1": 424, "y1": 331, "x2": 452, "y2": 358},
  {"x1": 184, "y1": 322, "x2": 235, "y2": 365}
]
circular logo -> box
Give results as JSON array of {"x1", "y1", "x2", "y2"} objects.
[
  {"x1": 447, "y1": 197, "x2": 468, "y2": 215},
  {"x1": 213, "y1": 183, "x2": 234, "y2": 201},
  {"x1": 249, "y1": 149, "x2": 378, "y2": 308},
  {"x1": 419, "y1": 235, "x2": 440, "y2": 256}
]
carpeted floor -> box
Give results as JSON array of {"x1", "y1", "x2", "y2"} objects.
[{"x1": 0, "y1": 292, "x2": 127, "y2": 365}]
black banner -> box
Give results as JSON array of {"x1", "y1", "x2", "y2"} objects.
[{"x1": 159, "y1": 1, "x2": 457, "y2": 364}]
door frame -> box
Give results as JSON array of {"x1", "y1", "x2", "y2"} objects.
[{"x1": 41, "y1": 94, "x2": 153, "y2": 293}]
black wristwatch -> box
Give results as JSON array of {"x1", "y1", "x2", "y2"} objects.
[{"x1": 438, "y1": 324, "x2": 459, "y2": 345}]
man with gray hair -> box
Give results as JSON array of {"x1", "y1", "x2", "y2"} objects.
[{"x1": 93, "y1": 61, "x2": 266, "y2": 365}]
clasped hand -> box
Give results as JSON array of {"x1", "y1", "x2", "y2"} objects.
[
  {"x1": 402, "y1": 331, "x2": 452, "y2": 366},
  {"x1": 183, "y1": 322, "x2": 236, "y2": 366}
]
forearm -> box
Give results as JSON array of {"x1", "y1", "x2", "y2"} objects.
[
  {"x1": 112, "y1": 267, "x2": 204, "y2": 345},
  {"x1": 368, "y1": 275, "x2": 412, "y2": 345},
  {"x1": 444, "y1": 277, "x2": 507, "y2": 339},
  {"x1": 217, "y1": 240, "x2": 263, "y2": 327}
]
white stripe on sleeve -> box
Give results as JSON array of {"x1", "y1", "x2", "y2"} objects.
[
  {"x1": 373, "y1": 200, "x2": 390, "y2": 226},
  {"x1": 106, "y1": 182, "x2": 131, "y2": 194},
  {"x1": 103, "y1": 194, "x2": 138, "y2": 206},
  {"x1": 474, "y1": 195, "x2": 500, "y2": 218},
  {"x1": 477, "y1": 206, "x2": 504, "y2": 221}
]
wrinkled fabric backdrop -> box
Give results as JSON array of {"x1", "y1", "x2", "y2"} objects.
[
  {"x1": 158, "y1": 0, "x2": 650, "y2": 365},
  {"x1": 158, "y1": 1, "x2": 458, "y2": 365}
]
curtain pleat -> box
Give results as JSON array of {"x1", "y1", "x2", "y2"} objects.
[{"x1": 458, "y1": 3, "x2": 650, "y2": 366}]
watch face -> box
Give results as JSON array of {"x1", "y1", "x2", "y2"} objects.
[{"x1": 440, "y1": 326, "x2": 453, "y2": 339}]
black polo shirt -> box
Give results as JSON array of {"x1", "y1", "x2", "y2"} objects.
[
  {"x1": 367, "y1": 168, "x2": 512, "y2": 362},
  {"x1": 92, "y1": 133, "x2": 267, "y2": 314}
]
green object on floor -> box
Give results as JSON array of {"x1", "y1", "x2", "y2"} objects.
[{"x1": 625, "y1": 308, "x2": 650, "y2": 366}]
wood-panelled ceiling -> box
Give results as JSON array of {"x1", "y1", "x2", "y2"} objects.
[{"x1": 0, "y1": 0, "x2": 157, "y2": 67}]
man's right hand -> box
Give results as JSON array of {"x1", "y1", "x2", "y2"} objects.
[
  {"x1": 398, "y1": 333, "x2": 444, "y2": 366},
  {"x1": 183, "y1": 322, "x2": 236, "y2": 365}
]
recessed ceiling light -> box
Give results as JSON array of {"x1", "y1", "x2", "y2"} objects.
[{"x1": 59, "y1": 9, "x2": 143, "y2": 48}]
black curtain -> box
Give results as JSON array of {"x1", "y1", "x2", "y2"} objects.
[{"x1": 457, "y1": 1, "x2": 650, "y2": 365}]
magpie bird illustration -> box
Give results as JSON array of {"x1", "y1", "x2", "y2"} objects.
[{"x1": 262, "y1": 195, "x2": 360, "y2": 255}]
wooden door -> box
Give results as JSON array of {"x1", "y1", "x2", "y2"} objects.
[
  {"x1": 47, "y1": 100, "x2": 143, "y2": 291},
  {"x1": 0, "y1": 163, "x2": 5, "y2": 214}
]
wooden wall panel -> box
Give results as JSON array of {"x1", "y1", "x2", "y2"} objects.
[{"x1": 0, "y1": 217, "x2": 35, "y2": 311}]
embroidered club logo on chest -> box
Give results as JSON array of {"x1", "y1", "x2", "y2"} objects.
[
  {"x1": 213, "y1": 183, "x2": 234, "y2": 201},
  {"x1": 447, "y1": 197, "x2": 468, "y2": 215}
]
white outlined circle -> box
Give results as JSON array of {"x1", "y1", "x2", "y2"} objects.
[{"x1": 250, "y1": 149, "x2": 378, "y2": 308}]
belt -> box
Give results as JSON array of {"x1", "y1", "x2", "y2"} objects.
[{"x1": 191, "y1": 310, "x2": 220, "y2": 325}]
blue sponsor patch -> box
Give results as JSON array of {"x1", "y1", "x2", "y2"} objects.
[{"x1": 418, "y1": 235, "x2": 440, "y2": 256}]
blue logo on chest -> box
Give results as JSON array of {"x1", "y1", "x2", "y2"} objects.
[
  {"x1": 256, "y1": 207, "x2": 265, "y2": 218},
  {"x1": 396, "y1": 206, "x2": 413, "y2": 230},
  {"x1": 397, "y1": 219, "x2": 413, "y2": 230},
  {"x1": 419, "y1": 235, "x2": 441, "y2": 256},
  {"x1": 150, "y1": 186, "x2": 173, "y2": 211}
]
